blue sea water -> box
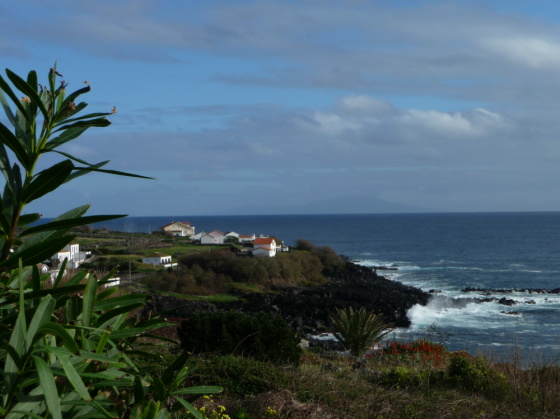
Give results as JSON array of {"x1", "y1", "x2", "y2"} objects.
[{"x1": 93, "y1": 212, "x2": 560, "y2": 362}]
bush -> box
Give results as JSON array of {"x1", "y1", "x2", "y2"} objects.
[
  {"x1": 189, "y1": 355, "x2": 289, "y2": 397},
  {"x1": 446, "y1": 354, "x2": 510, "y2": 397},
  {"x1": 179, "y1": 311, "x2": 302, "y2": 366}
]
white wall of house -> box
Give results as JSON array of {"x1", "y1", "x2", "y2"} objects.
[
  {"x1": 201, "y1": 233, "x2": 223, "y2": 244},
  {"x1": 142, "y1": 254, "x2": 172, "y2": 266},
  {"x1": 253, "y1": 247, "x2": 275, "y2": 257}
]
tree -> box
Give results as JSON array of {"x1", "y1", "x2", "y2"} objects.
[
  {"x1": 0, "y1": 66, "x2": 220, "y2": 418},
  {"x1": 330, "y1": 306, "x2": 392, "y2": 358}
]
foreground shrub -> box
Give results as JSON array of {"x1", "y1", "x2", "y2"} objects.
[
  {"x1": 189, "y1": 355, "x2": 289, "y2": 397},
  {"x1": 446, "y1": 354, "x2": 510, "y2": 397},
  {"x1": 179, "y1": 311, "x2": 302, "y2": 365}
]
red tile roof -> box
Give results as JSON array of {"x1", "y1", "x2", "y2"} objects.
[{"x1": 254, "y1": 237, "x2": 275, "y2": 245}]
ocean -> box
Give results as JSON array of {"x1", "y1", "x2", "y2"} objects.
[{"x1": 92, "y1": 212, "x2": 560, "y2": 363}]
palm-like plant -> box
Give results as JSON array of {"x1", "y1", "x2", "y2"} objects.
[{"x1": 330, "y1": 306, "x2": 392, "y2": 358}]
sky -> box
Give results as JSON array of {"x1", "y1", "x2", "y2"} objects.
[{"x1": 2, "y1": 0, "x2": 560, "y2": 216}]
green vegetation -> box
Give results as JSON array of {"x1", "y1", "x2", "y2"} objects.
[
  {"x1": 127, "y1": 335, "x2": 560, "y2": 418},
  {"x1": 0, "y1": 66, "x2": 220, "y2": 417},
  {"x1": 141, "y1": 247, "x2": 332, "y2": 296},
  {"x1": 178, "y1": 311, "x2": 302, "y2": 366},
  {"x1": 330, "y1": 306, "x2": 393, "y2": 358}
]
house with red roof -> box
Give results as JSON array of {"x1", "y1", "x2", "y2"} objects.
[{"x1": 253, "y1": 237, "x2": 277, "y2": 257}]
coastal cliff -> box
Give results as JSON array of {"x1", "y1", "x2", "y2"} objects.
[{"x1": 144, "y1": 261, "x2": 429, "y2": 331}]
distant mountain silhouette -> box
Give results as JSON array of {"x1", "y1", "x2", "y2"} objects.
[{"x1": 222, "y1": 194, "x2": 436, "y2": 215}]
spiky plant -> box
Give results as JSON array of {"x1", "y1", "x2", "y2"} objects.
[{"x1": 330, "y1": 306, "x2": 392, "y2": 358}]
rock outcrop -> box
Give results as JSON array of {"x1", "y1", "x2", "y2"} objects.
[{"x1": 144, "y1": 262, "x2": 429, "y2": 332}]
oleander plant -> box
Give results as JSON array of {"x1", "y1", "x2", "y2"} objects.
[{"x1": 0, "y1": 66, "x2": 220, "y2": 418}]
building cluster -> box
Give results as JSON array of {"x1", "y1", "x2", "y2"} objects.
[{"x1": 159, "y1": 221, "x2": 289, "y2": 258}]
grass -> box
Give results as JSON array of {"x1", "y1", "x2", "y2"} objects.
[
  {"x1": 158, "y1": 291, "x2": 239, "y2": 303},
  {"x1": 136, "y1": 335, "x2": 560, "y2": 418}
]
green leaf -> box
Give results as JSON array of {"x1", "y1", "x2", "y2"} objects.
[
  {"x1": 22, "y1": 160, "x2": 73, "y2": 204},
  {"x1": 93, "y1": 294, "x2": 147, "y2": 311},
  {"x1": 53, "y1": 118, "x2": 110, "y2": 133},
  {"x1": 151, "y1": 376, "x2": 167, "y2": 401},
  {"x1": 18, "y1": 213, "x2": 41, "y2": 227},
  {"x1": 95, "y1": 303, "x2": 144, "y2": 329},
  {"x1": 161, "y1": 352, "x2": 190, "y2": 385},
  {"x1": 171, "y1": 397, "x2": 202, "y2": 419},
  {"x1": 32, "y1": 355, "x2": 63, "y2": 419},
  {"x1": 48, "y1": 347, "x2": 92, "y2": 401},
  {"x1": 19, "y1": 214, "x2": 127, "y2": 237},
  {"x1": 73, "y1": 165, "x2": 154, "y2": 179},
  {"x1": 0, "y1": 122, "x2": 30, "y2": 168},
  {"x1": 46, "y1": 126, "x2": 88, "y2": 149},
  {"x1": 57, "y1": 111, "x2": 113, "y2": 126},
  {"x1": 6, "y1": 385, "x2": 46, "y2": 419},
  {"x1": 6, "y1": 69, "x2": 49, "y2": 121},
  {"x1": 95, "y1": 329, "x2": 111, "y2": 354},
  {"x1": 26, "y1": 294, "x2": 55, "y2": 351},
  {"x1": 3, "y1": 302, "x2": 27, "y2": 399},
  {"x1": 53, "y1": 85, "x2": 91, "y2": 123},
  {"x1": 2, "y1": 342, "x2": 22, "y2": 369},
  {"x1": 52, "y1": 258, "x2": 68, "y2": 288},
  {"x1": 0, "y1": 73, "x2": 30, "y2": 123},
  {"x1": 3, "y1": 235, "x2": 73, "y2": 269},
  {"x1": 81, "y1": 275, "x2": 97, "y2": 328},
  {"x1": 36, "y1": 322, "x2": 80, "y2": 354}
]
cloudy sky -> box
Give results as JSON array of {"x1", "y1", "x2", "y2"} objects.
[{"x1": 2, "y1": 0, "x2": 560, "y2": 216}]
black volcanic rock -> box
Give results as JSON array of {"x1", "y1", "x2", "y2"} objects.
[{"x1": 145, "y1": 262, "x2": 430, "y2": 332}]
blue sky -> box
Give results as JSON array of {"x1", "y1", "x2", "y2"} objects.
[{"x1": 2, "y1": 0, "x2": 560, "y2": 216}]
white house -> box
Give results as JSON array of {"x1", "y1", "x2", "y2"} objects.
[
  {"x1": 200, "y1": 230, "x2": 226, "y2": 245},
  {"x1": 52, "y1": 243, "x2": 89, "y2": 269},
  {"x1": 253, "y1": 237, "x2": 277, "y2": 257},
  {"x1": 142, "y1": 252, "x2": 174, "y2": 267},
  {"x1": 161, "y1": 221, "x2": 195, "y2": 237},
  {"x1": 225, "y1": 231, "x2": 239, "y2": 239}
]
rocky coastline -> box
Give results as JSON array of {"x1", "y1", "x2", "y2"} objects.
[{"x1": 143, "y1": 261, "x2": 430, "y2": 333}]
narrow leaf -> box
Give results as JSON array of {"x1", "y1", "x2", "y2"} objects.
[
  {"x1": 26, "y1": 294, "x2": 55, "y2": 351},
  {"x1": 36, "y1": 321, "x2": 80, "y2": 354},
  {"x1": 81, "y1": 275, "x2": 97, "y2": 328},
  {"x1": 6, "y1": 69, "x2": 49, "y2": 120},
  {"x1": 0, "y1": 74, "x2": 30, "y2": 123},
  {"x1": 49, "y1": 347, "x2": 91, "y2": 400},
  {"x1": 19, "y1": 214, "x2": 126, "y2": 237},
  {"x1": 53, "y1": 118, "x2": 110, "y2": 132},
  {"x1": 32, "y1": 355, "x2": 63, "y2": 419},
  {"x1": 0, "y1": 122, "x2": 29, "y2": 168},
  {"x1": 172, "y1": 397, "x2": 203, "y2": 419},
  {"x1": 22, "y1": 160, "x2": 73, "y2": 204}
]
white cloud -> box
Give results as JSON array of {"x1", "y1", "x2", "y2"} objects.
[{"x1": 483, "y1": 37, "x2": 560, "y2": 70}]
